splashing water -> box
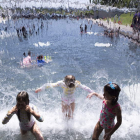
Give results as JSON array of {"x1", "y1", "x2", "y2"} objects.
[{"x1": 0, "y1": 17, "x2": 140, "y2": 140}]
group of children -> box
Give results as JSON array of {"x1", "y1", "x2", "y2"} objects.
[
  {"x1": 22, "y1": 51, "x2": 50, "y2": 67},
  {"x1": 21, "y1": 51, "x2": 51, "y2": 67},
  {"x1": 2, "y1": 75, "x2": 122, "y2": 140}
]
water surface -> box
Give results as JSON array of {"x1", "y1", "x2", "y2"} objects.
[{"x1": 0, "y1": 18, "x2": 140, "y2": 140}]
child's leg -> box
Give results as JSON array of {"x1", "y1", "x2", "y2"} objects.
[
  {"x1": 62, "y1": 101, "x2": 75, "y2": 119},
  {"x1": 68, "y1": 102, "x2": 75, "y2": 118},
  {"x1": 20, "y1": 129, "x2": 28, "y2": 140},
  {"x1": 92, "y1": 121, "x2": 103, "y2": 140},
  {"x1": 62, "y1": 101, "x2": 68, "y2": 117},
  {"x1": 104, "y1": 128, "x2": 112, "y2": 140},
  {"x1": 20, "y1": 129, "x2": 28, "y2": 135},
  {"x1": 31, "y1": 122, "x2": 44, "y2": 140}
]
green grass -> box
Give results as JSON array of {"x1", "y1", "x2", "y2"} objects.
[
  {"x1": 110, "y1": 12, "x2": 134, "y2": 26},
  {"x1": 119, "y1": 12, "x2": 134, "y2": 25}
]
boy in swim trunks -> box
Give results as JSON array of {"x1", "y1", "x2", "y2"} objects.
[{"x1": 35, "y1": 75, "x2": 95, "y2": 119}]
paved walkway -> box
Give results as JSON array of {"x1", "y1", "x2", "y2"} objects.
[{"x1": 88, "y1": 18, "x2": 140, "y2": 44}]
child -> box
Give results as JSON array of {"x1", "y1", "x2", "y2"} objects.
[
  {"x1": 2, "y1": 91, "x2": 44, "y2": 140},
  {"x1": 35, "y1": 75, "x2": 94, "y2": 119},
  {"x1": 36, "y1": 55, "x2": 46, "y2": 65},
  {"x1": 23, "y1": 51, "x2": 31, "y2": 65},
  {"x1": 87, "y1": 82, "x2": 122, "y2": 140}
]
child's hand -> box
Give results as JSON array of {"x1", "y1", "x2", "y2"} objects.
[
  {"x1": 87, "y1": 93, "x2": 94, "y2": 99},
  {"x1": 103, "y1": 132, "x2": 111, "y2": 140},
  {"x1": 87, "y1": 92, "x2": 104, "y2": 100},
  {"x1": 35, "y1": 88, "x2": 41, "y2": 93}
]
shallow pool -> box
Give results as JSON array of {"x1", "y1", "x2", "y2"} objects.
[{"x1": 0, "y1": 17, "x2": 140, "y2": 140}]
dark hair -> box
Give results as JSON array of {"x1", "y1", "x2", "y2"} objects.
[
  {"x1": 28, "y1": 51, "x2": 31, "y2": 56},
  {"x1": 16, "y1": 91, "x2": 29, "y2": 105},
  {"x1": 104, "y1": 83, "x2": 121, "y2": 105},
  {"x1": 64, "y1": 75, "x2": 76, "y2": 88},
  {"x1": 23, "y1": 52, "x2": 26, "y2": 57},
  {"x1": 16, "y1": 91, "x2": 30, "y2": 121},
  {"x1": 37, "y1": 55, "x2": 43, "y2": 60}
]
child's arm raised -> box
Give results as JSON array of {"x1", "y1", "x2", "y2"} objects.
[
  {"x1": 35, "y1": 88, "x2": 42, "y2": 93},
  {"x1": 35, "y1": 83, "x2": 49, "y2": 93},
  {"x1": 76, "y1": 81, "x2": 104, "y2": 100},
  {"x1": 103, "y1": 106, "x2": 122, "y2": 140},
  {"x1": 35, "y1": 81, "x2": 64, "y2": 93},
  {"x1": 35, "y1": 83, "x2": 57, "y2": 93},
  {"x1": 87, "y1": 92, "x2": 104, "y2": 100},
  {"x1": 2, "y1": 106, "x2": 18, "y2": 124}
]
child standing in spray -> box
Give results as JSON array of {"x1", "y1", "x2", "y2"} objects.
[
  {"x1": 35, "y1": 75, "x2": 94, "y2": 119},
  {"x1": 2, "y1": 91, "x2": 44, "y2": 140},
  {"x1": 87, "y1": 82, "x2": 122, "y2": 140}
]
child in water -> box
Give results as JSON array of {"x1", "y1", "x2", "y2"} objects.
[
  {"x1": 35, "y1": 75, "x2": 94, "y2": 119},
  {"x1": 87, "y1": 82, "x2": 122, "y2": 140},
  {"x1": 36, "y1": 55, "x2": 46, "y2": 65},
  {"x1": 2, "y1": 91, "x2": 44, "y2": 140},
  {"x1": 23, "y1": 51, "x2": 31, "y2": 65}
]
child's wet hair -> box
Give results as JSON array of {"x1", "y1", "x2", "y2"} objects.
[
  {"x1": 16, "y1": 91, "x2": 30, "y2": 121},
  {"x1": 104, "y1": 83, "x2": 121, "y2": 105},
  {"x1": 64, "y1": 75, "x2": 75, "y2": 81},
  {"x1": 16, "y1": 91, "x2": 29, "y2": 105}
]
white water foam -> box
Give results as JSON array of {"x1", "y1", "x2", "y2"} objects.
[
  {"x1": 0, "y1": 80, "x2": 140, "y2": 140},
  {"x1": 95, "y1": 42, "x2": 112, "y2": 47},
  {"x1": 86, "y1": 32, "x2": 93, "y2": 35},
  {"x1": 123, "y1": 83, "x2": 140, "y2": 107},
  {"x1": 33, "y1": 41, "x2": 51, "y2": 47}
]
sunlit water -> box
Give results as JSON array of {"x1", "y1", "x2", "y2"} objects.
[{"x1": 0, "y1": 18, "x2": 140, "y2": 140}]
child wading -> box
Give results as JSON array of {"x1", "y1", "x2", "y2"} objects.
[
  {"x1": 23, "y1": 51, "x2": 32, "y2": 65},
  {"x1": 35, "y1": 75, "x2": 94, "y2": 119},
  {"x1": 87, "y1": 82, "x2": 122, "y2": 140},
  {"x1": 2, "y1": 91, "x2": 44, "y2": 140}
]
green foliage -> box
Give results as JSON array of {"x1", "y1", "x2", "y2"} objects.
[
  {"x1": 100, "y1": 0, "x2": 138, "y2": 8},
  {"x1": 55, "y1": 10, "x2": 61, "y2": 14},
  {"x1": 84, "y1": 10, "x2": 94, "y2": 17},
  {"x1": 0, "y1": 5, "x2": 4, "y2": 11},
  {"x1": 110, "y1": 12, "x2": 134, "y2": 26}
]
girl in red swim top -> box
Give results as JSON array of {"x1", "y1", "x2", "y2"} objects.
[{"x1": 87, "y1": 82, "x2": 122, "y2": 140}]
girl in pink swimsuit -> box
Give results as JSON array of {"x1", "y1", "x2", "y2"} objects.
[
  {"x1": 2, "y1": 91, "x2": 44, "y2": 140},
  {"x1": 87, "y1": 82, "x2": 122, "y2": 140},
  {"x1": 23, "y1": 51, "x2": 31, "y2": 65}
]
